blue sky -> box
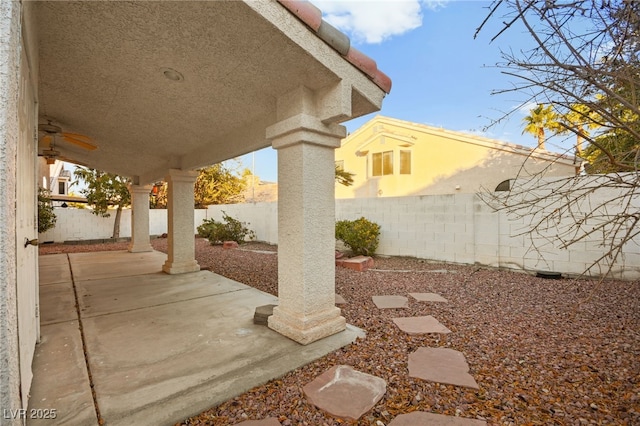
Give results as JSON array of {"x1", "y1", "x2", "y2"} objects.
[{"x1": 242, "y1": 0, "x2": 549, "y2": 182}]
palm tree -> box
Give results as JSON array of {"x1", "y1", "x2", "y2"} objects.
[
  {"x1": 522, "y1": 104, "x2": 562, "y2": 150},
  {"x1": 561, "y1": 104, "x2": 601, "y2": 157}
]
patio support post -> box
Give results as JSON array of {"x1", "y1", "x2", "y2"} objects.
[
  {"x1": 162, "y1": 169, "x2": 200, "y2": 274},
  {"x1": 128, "y1": 184, "x2": 153, "y2": 253},
  {"x1": 266, "y1": 86, "x2": 347, "y2": 345}
]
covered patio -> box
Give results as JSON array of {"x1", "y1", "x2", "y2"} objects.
[
  {"x1": 32, "y1": 0, "x2": 389, "y2": 344},
  {"x1": 0, "y1": 0, "x2": 391, "y2": 425},
  {"x1": 32, "y1": 249, "x2": 363, "y2": 425},
  {"x1": 0, "y1": 0, "x2": 391, "y2": 421}
]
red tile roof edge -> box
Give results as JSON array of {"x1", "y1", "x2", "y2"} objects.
[{"x1": 276, "y1": 0, "x2": 392, "y2": 94}]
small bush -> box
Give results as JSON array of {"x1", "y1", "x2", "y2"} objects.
[
  {"x1": 335, "y1": 217, "x2": 380, "y2": 256},
  {"x1": 38, "y1": 188, "x2": 57, "y2": 234},
  {"x1": 197, "y1": 211, "x2": 255, "y2": 244}
]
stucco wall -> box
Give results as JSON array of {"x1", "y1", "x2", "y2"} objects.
[
  {"x1": 0, "y1": 0, "x2": 24, "y2": 421},
  {"x1": 335, "y1": 117, "x2": 578, "y2": 199}
]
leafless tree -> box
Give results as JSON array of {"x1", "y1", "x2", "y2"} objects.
[{"x1": 476, "y1": 0, "x2": 640, "y2": 278}]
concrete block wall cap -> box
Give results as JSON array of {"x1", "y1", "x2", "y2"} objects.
[
  {"x1": 276, "y1": 0, "x2": 392, "y2": 94},
  {"x1": 278, "y1": 0, "x2": 322, "y2": 32}
]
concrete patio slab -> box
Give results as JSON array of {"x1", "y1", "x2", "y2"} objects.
[
  {"x1": 408, "y1": 347, "x2": 479, "y2": 389},
  {"x1": 389, "y1": 411, "x2": 487, "y2": 425},
  {"x1": 77, "y1": 270, "x2": 249, "y2": 317},
  {"x1": 68, "y1": 250, "x2": 168, "y2": 281},
  {"x1": 32, "y1": 251, "x2": 365, "y2": 426},
  {"x1": 303, "y1": 365, "x2": 386, "y2": 420},
  {"x1": 372, "y1": 295, "x2": 408, "y2": 309},
  {"x1": 39, "y1": 281, "x2": 77, "y2": 325},
  {"x1": 392, "y1": 316, "x2": 452, "y2": 335},
  {"x1": 27, "y1": 321, "x2": 97, "y2": 426},
  {"x1": 39, "y1": 254, "x2": 72, "y2": 285},
  {"x1": 408, "y1": 292, "x2": 448, "y2": 303}
]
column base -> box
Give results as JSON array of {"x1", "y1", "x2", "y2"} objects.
[
  {"x1": 268, "y1": 306, "x2": 346, "y2": 345},
  {"x1": 128, "y1": 243, "x2": 153, "y2": 253},
  {"x1": 162, "y1": 260, "x2": 200, "y2": 274}
]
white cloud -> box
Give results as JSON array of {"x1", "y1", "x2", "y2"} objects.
[
  {"x1": 517, "y1": 101, "x2": 540, "y2": 115},
  {"x1": 313, "y1": 1, "x2": 447, "y2": 44}
]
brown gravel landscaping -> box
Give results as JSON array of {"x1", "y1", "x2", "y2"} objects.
[{"x1": 39, "y1": 239, "x2": 640, "y2": 425}]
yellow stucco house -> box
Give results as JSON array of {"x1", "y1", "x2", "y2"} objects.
[{"x1": 335, "y1": 116, "x2": 578, "y2": 198}]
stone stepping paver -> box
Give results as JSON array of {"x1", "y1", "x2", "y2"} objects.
[
  {"x1": 408, "y1": 347, "x2": 479, "y2": 389},
  {"x1": 303, "y1": 365, "x2": 386, "y2": 420},
  {"x1": 335, "y1": 294, "x2": 347, "y2": 305},
  {"x1": 393, "y1": 316, "x2": 451, "y2": 335},
  {"x1": 336, "y1": 255, "x2": 375, "y2": 272},
  {"x1": 409, "y1": 292, "x2": 448, "y2": 303},
  {"x1": 235, "y1": 418, "x2": 282, "y2": 426},
  {"x1": 253, "y1": 304, "x2": 276, "y2": 325},
  {"x1": 372, "y1": 295, "x2": 408, "y2": 309},
  {"x1": 389, "y1": 411, "x2": 486, "y2": 425}
]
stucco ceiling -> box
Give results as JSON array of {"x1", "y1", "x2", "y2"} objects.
[{"x1": 33, "y1": 0, "x2": 385, "y2": 184}]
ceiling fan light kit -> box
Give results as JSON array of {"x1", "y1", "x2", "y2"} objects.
[{"x1": 38, "y1": 118, "x2": 97, "y2": 163}]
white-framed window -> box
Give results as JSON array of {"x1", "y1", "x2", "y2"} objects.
[
  {"x1": 400, "y1": 150, "x2": 411, "y2": 174},
  {"x1": 372, "y1": 150, "x2": 393, "y2": 176}
]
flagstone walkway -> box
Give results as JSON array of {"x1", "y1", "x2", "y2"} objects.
[{"x1": 246, "y1": 292, "x2": 487, "y2": 425}]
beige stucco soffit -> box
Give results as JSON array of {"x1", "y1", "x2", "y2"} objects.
[{"x1": 138, "y1": 158, "x2": 183, "y2": 187}]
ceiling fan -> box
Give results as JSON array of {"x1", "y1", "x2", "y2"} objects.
[{"x1": 38, "y1": 118, "x2": 97, "y2": 164}]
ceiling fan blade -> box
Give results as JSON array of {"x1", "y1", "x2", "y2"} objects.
[
  {"x1": 41, "y1": 134, "x2": 53, "y2": 146},
  {"x1": 61, "y1": 134, "x2": 98, "y2": 151},
  {"x1": 62, "y1": 132, "x2": 91, "y2": 142}
]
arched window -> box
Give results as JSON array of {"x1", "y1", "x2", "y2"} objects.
[{"x1": 495, "y1": 179, "x2": 512, "y2": 192}]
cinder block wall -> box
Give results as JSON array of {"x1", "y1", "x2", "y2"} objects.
[
  {"x1": 40, "y1": 195, "x2": 640, "y2": 280},
  {"x1": 39, "y1": 209, "x2": 208, "y2": 242},
  {"x1": 208, "y1": 194, "x2": 640, "y2": 280}
]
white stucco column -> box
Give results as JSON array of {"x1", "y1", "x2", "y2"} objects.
[
  {"x1": 0, "y1": 0, "x2": 23, "y2": 416},
  {"x1": 128, "y1": 184, "x2": 153, "y2": 253},
  {"x1": 162, "y1": 169, "x2": 200, "y2": 274},
  {"x1": 266, "y1": 99, "x2": 347, "y2": 344}
]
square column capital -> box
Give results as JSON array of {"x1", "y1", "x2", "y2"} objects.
[
  {"x1": 267, "y1": 114, "x2": 346, "y2": 150},
  {"x1": 166, "y1": 169, "x2": 199, "y2": 183},
  {"x1": 127, "y1": 184, "x2": 153, "y2": 195}
]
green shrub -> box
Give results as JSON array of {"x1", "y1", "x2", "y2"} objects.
[
  {"x1": 335, "y1": 217, "x2": 380, "y2": 256},
  {"x1": 38, "y1": 188, "x2": 57, "y2": 234},
  {"x1": 197, "y1": 211, "x2": 255, "y2": 244}
]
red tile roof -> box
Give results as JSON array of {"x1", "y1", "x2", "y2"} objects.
[{"x1": 277, "y1": 0, "x2": 392, "y2": 94}]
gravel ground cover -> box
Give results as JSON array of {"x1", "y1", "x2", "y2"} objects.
[{"x1": 40, "y1": 239, "x2": 640, "y2": 425}]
